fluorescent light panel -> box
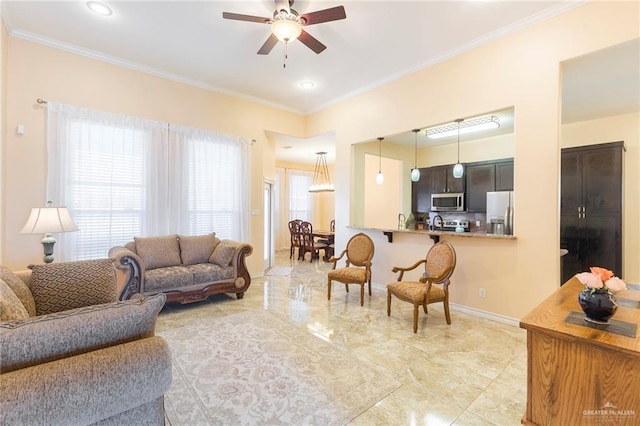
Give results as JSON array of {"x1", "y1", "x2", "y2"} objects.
[{"x1": 426, "y1": 115, "x2": 500, "y2": 139}]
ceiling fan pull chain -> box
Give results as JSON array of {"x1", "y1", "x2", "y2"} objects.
[{"x1": 283, "y1": 42, "x2": 288, "y2": 68}]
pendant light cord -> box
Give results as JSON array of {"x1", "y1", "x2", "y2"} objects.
[
  {"x1": 377, "y1": 137, "x2": 383, "y2": 172},
  {"x1": 412, "y1": 129, "x2": 419, "y2": 168}
]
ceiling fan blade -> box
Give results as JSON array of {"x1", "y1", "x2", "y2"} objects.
[
  {"x1": 222, "y1": 12, "x2": 270, "y2": 24},
  {"x1": 274, "y1": 0, "x2": 290, "y2": 13},
  {"x1": 298, "y1": 30, "x2": 326, "y2": 54},
  {"x1": 301, "y1": 6, "x2": 346, "y2": 26},
  {"x1": 257, "y1": 33, "x2": 279, "y2": 55}
]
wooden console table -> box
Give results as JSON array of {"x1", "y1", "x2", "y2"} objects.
[{"x1": 520, "y1": 277, "x2": 640, "y2": 426}]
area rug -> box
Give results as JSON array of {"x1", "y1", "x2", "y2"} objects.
[
  {"x1": 265, "y1": 267, "x2": 293, "y2": 276},
  {"x1": 159, "y1": 309, "x2": 401, "y2": 425}
]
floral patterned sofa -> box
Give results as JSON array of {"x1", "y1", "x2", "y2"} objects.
[
  {"x1": 109, "y1": 233, "x2": 253, "y2": 304},
  {"x1": 0, "y1": 259, "x2": 171, "y2": 425}
]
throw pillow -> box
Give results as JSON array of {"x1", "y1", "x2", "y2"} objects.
[
  {"x1": 0, "y1": 265, "x2": 36, "y2": 316},
  {"x1": 134, "y1": 235, "x2": 182, "y2": 270},
  {"x1": 0, "y1": 293, "x2": 166, "y2": 373},
  {"x1": 0, "y1": 278, "x2": 30, "y2": 321},
  {"x1": 209, "y1": 242, "x2": 235, "y2": 267},
  {"x1": 179, "y1": 233, "x2": 217, "y2": 266},
  {"x1": 30, "y1": 259, "x2": 117, "y2": 316}
]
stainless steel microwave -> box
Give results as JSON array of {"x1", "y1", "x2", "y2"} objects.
[{"x1": 431, "y1": 193, "x2": 465, "y2": 212}]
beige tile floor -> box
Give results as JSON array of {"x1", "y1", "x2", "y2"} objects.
[{"x1": 156, "y1": 250, "x2": 528, "y2": 425}]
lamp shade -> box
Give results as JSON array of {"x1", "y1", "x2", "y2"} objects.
[{"x1": 20, "y1": 204, "x2": 78, "y2": 234}]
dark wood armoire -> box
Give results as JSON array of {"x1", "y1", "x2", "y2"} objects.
[{"x1": 560, "y1": 141, "x2": 624, "y2": 284}]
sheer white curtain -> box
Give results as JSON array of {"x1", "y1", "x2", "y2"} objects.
[
  {"x1": 46, "y1": 103, "x2": 169, "y2": 261},
  {"x1": 46, "y1": 103, "x2": 251, "y2": 261},
  {"x1": 168, "y1": 124, "x2": 251, "y2": 241},
  {"x1": 288, "y1": 169, "x2": 314, "y2": 221},
  {"x1": 275, "y1": 167, "x2": 288, "y2": 250}
]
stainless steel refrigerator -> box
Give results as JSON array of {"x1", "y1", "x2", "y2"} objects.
[{"x1": 486, "y1": 191, "x2": 515, "y2": 235}]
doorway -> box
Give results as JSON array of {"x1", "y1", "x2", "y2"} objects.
[{"x1": 264, "y1": 180, "x2": 274, "y2": 272}]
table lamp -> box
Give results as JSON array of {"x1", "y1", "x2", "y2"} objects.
[{"x1": 20, "y1": 201, "x2": 78, "y2": 263}]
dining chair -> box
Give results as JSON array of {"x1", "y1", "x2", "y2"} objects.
[
  {"x1": 300, "y1": 221, "x2": 327, "y2": 263},
  {"x1": 327, "y1": 233, "x2": 375, "y2": 306},
  {"x1": 288, "y1": 219, "x2": 303, "y2": 260},
  {"x1": 386, "y1": 241, "x2": 457, "y2": 333}
]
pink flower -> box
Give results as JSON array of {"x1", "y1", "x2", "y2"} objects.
[
  {"x1": 576, "y1": 272, "x2": 604, "y2": 289},
  {"x1": 590, "y1": 267, "x2": 614, "y2": 281},
  {"x1": 605, "y1": 277, "x2": 627, "y2": 293},
  {"x1": 575, "y1": 267, "x2": 627, "y2": 294}
]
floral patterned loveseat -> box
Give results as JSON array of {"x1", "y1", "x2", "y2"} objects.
[{"x1": 109, "y1": 233, "x2": 252, "y2": 304}]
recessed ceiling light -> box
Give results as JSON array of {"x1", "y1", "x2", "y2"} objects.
[
  {"x1": 87, "y1": 1, "x2": 112, "y2": 16},
  {"x1": 300, "y1": 81, "x2": 315, "y2": 89}
]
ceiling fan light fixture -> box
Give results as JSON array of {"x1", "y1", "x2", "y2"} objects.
[{"x1": 271, "y1": 13, "x2": 303, "y2": 43}]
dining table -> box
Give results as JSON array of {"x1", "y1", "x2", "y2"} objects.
[{"x1": 312, "y1": 230, "x2": 335, "y2": 261}]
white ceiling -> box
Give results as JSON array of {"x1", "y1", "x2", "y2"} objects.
[{"x1": 1, "y1": 1, "x2": 638, "y2": 165}]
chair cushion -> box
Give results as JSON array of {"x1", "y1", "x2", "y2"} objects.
[
  {"x1": 328, "y1": 267, "x2": 366, "y2": 284},
  {"x1": 179, "y1": 233, "x2": 218, "y2": 266},
  {"x1": 0, "y1": 279, "x2": 30, "y2": 321},
  {"x1": 0, "y1": 265, "x2": 36, "y2": 317},
  {"x1": 29, "y1": 259, "x2": 117, "y2": 316},
  {"x1": 209, "y1": 243, "x2": 235, "y2": 267},
  {"x1": 387, "y1": 281, "x2": 446, "y2": 302},
  {"x1": 0, "y1": 293, "x2": 166, "y2": 373},
  {"x1": 387, "y1": 281, "x2": 425, "y2": 302},
  {"x1": 135, "y1": 235, "x2": 181, "y2": 270}
]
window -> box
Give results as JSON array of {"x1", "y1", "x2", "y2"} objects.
[
  {"x1": 47, "y1": 103, "x2": 250, "y2": 261},
  {"x1": 288, "y1": 169, "x2": 313, "y2": 221}
]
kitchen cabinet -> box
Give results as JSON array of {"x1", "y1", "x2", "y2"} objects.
[
  {"x1": 411, "y1": 167, "x2": 434, "y2": 213},
  {"x1": 560, "y1": 142, "x2": 623, "y2": 284},
  {"x1": 432, "y1": 165, "x2": 464, "y2": 193},
  {"x1": 495, "y1": 161, "x2": 514, "y2": 191},
  {"x1": 465, "y1": 159, "x2": 514, "y2": 213}
]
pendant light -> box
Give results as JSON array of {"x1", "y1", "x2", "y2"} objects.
[
  {"x1": 452, "y1": 118, "x2": 464, "y2": 179},
  {"x1": 309, "y1": 152, "x2": 334, "y2": 192},
  {"x1": 410, "y1": 129, "x2": 420, "y2": 182},
  {"x1": 376, "y1": 137, "x2": 384, "y2": 185}
]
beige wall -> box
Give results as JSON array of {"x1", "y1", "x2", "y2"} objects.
[
  {"x1": 0, "y1": 21, "x2": 7, "y2": 263},
  {"x1": 307, "y1": 1, "x2": 639, "y2": 320},
  {"x1": 561, "y1": 112, "x2": 640, "y2": 282},
  {"x1": 1, "y1": 37, "x2": 305, "y2": 273}
]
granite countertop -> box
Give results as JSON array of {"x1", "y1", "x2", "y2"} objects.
[{"x1": 350, "y1": 226, "x2": 517, "y2": 240}]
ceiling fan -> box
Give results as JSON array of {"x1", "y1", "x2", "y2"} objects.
[{"x1": 222, "y1": 0, "x2": 346, "y2": 55}]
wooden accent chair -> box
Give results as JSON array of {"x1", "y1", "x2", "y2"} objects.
[
  {"x1": 288, "y1": 219, "x2": 303, "y2": 259},
  {"x1": 387, "y1": 241, "x2": 457, "y2": 332},
  {"x1": 300, "y1": 221, "x2": 327, "y2": 262},
  {"x1": 327, "y1": 233, "x2": 375, "y2": 306}
]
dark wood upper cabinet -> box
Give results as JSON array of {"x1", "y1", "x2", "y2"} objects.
[
  {"x1": 432, "y1": 165, "x2": 465, "y2": 193},
  {"x1": 560, "y1": 142, "x2": 623, "y2": 284},
  {"x1": 465, "y1": 163, "x2": 496, "y2": 213},
  {"x1": 495, "y1": 161, "x2": 514, "y2": 191},
  {"x1": 411, "y1": 167, "x2": 434, "y2": 213},
  {"x1": 411, "y1": 158, "x2": 513, "y2": 214},
  {"x1": 465, "y1": 159, "x2": 514, "y2": 212}
]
